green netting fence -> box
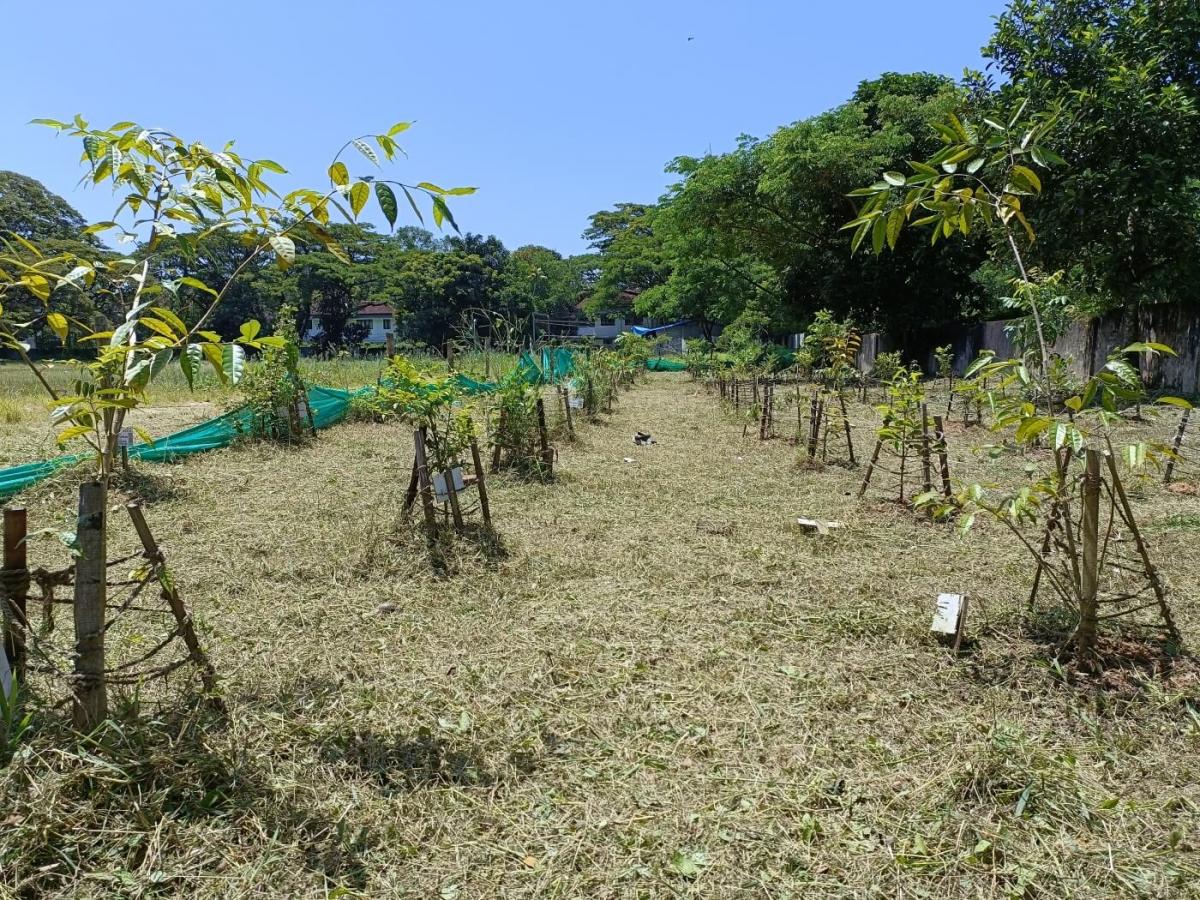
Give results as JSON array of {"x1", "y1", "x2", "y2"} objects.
[
  {"x1": 0, "y1": 346, "x2": 679, "y2": 501},
  {"x1": 0, "y1": 347, "x2": 583, "y2": 501}
]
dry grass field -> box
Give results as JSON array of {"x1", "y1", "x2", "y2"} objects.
[{"x1": 2, "y1": 372, "x2": 1199, "y2": 898}]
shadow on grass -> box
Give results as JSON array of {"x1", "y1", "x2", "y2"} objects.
[
  {"x1": 1, "y1": 683, "x2": 386, "y2": 895},
  {"x1": 111, "y1": 465, "x2": 190, "y2": 504},
  {"x1": 316, "y1": 727, "x2": 504, "y2": 792}
]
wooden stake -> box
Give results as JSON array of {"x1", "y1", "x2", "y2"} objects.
[
  {"x1": 72, "y1": 481, "x2": 107, "y2": 731},
  {"x1": 759, "y1": 383, "x2": 771, "y2": 440},
  {"x1": 536, "y1": 398, "x2": 554, "y2": 473},
  {"x1": 402, "y1": 458, "x2": 419, "y2": 518},
  {"x1": 920, "y1": 403, "x2": 932, "y2": 497},
  {"x1": 385, "y1": 331, "x2": 395, "y2": 357},
  {"x1": 1105, "y1": 448, "x2": 1181, "y2": 643},
  {"x1": 1076, "y1": 449, "x2": 1101, "y2": 661},
  {"x1": 126, "y1": 503, "x2": 223, "y2": 709},
  {"x1": 1164, "y1": 408, "x2": 1190, "y2": 484},
  {"x1": 858, "y1": 415, "x2": 891, "y2": 498},
  {"x1": 561, "y1": 386, "x2": 575, "y2": 439},
  {"x1": 470, "y1": 437, "x2": 492, "y2": 528},
  {"x1": 413, "y1": 428, "x2": 439, "y2": 538},
  {"x1": 806, "y1": 392, "x2": 820, "y2": 458},
  {"x1": 838, "y1": 393, "x2": 856, "y2": 466},
  {"x1": 444, "y1": 468, "x2": 465, "y2": 530},
  {"x1": 933, "y1": 415, "x2": 952, "y2": 498},
  {"x1": 491, "y1": 409, "x2": 506, "y2": 473},
  {"x1": 3, "y1": 506, "x2": 28, "y2": 684}
]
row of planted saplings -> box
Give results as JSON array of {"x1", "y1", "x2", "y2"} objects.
[
  {"x1": 391, "y1": 353, "x2": 641, "y2": 561},
  {"x1": 707, "y1": 369, "x2": 960, "y2": 511}
]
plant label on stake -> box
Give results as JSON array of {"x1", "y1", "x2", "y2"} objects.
[
  {"x1": 931, "y1": 592, "x2": 969, "y2": 652},
  {"x1": 0, "y1": 645, "x2": 12, "y2": 699},
  {"x1": 433, "y1": 467, "x2": 465, "y2": 503},
  {"x1": 117, "y1": 428, "x2": 134, "y2": 448}
]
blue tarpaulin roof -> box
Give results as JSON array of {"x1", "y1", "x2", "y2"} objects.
[{"x1": 630, "y1": 321, "x2": 689, "y2": 336}]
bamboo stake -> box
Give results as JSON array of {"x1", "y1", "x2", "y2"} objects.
[
  {"x1": 858, "y1": 416, "x2": 891, "y2": 498},
  {"x1": 806, "y1": 392, "x2": 820, "y2": 458},
  {"x1": 72, "y1": 481, "x2": 107, "y2": 730},
  {"x1": 491, "y1": 409, "x2": 505, "y2": 473},
  {"x1": 126, "y1": 503, "x2": 223, "y2": 709},
  {"x1": 759, "y1": 383, "x2": 771, "y2": 440},
  {"x1": 470, "y1": 437, "x2": 492, "y2": 528},
  {"x1": 920, "y1": 403, "x2": 932, "y2": 497},
  {"x1": 1105, "y1": 447, "x2": 1181, "y2": 643},
  {"x1": 1075, "y1": 449, "x2": 1101, "y2": 661},
  {"x1": 3, "y1": 506, "x2": 28, "y2": 684},
  {"x1": 838, "y1": 393, "x2": 856, "y2": 465},
  {"x1": 413, "y1": 428, "x2": 439, "y2": 538},
  {"x1": 402, "y1": 458, "x2": 419, "y2": 518},
  {"x1": 444, "y1": 468, "x2": 465, "y2": 530},
  {"x1": 1164, "y1": 408, "x2": 1190, "y2": 484},
  {"x1": 561, "y1": 386, "x2": 575, "y2": 439},
  {"x1": 933, "y1": 415, "x2": 952, "y2": 498},
  {"x1": 536, "y1": 398, "x2": 554, "y2": 473}
]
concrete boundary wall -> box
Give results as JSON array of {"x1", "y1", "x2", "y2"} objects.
[{"x1": 857, "y1": 304, "x2": 1200, "y2": 395}]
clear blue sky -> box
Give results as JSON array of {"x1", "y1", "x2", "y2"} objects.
[{"x1": 1, "y1": 0, "x2": 1008, "y2": 256}]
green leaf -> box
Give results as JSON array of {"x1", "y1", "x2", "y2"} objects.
[
  {"x1": 375, "y1": 183, "x2": 398, "y2": 229},
  {"x1": 431, "y1": 195, "x2": 458, "y2": 232},
  {"x1": 349, "y1": 182, "x2": 370, "y2": 217},
  {"x1": 239, "y1": 320, "x2": 262, "y2": 341},
  {"x1": 1157, "y1": 396, "x2": 1193, "y2": 409},
  {"x1": 399, "y1": 185, "x2": 425, "y2": 225},
  {"x1": 46, "y1": 312, "x2": 69, "y2": 343},
  {"x1": 328, "y1": 161, "x2": 349, "y2": 187},
  {"x1": 886, "y1": 207, "x2": 904, "y2": 250},
  {"x1": 269, "y1": 233, "x2": 296, "y2": 267},
  {"x1": 1011, "y1": 165, "x2": 1042, "y2": 193},
  {"x1": 179, "y1": 276, "x2": 217, "y2": 298},
  {"x1": 387, "y1": 121, "x2": 413, "y2": 137},
  {"x1": 882, "y1": 171, "x2": 906, "y2": 187},
  {"x1": 180, "y1": 343, "x2": 203, "y2": 388},
  {"x1": 56, "y1": 424, "x2": 93, "y2": 445},
  {"x1": 352, "y1": 139, "x2": 379, "y2": 166},
  {"x1": 20, "y1": 274, "x2": 51, "y2": 301},
  {"x1": 222, "y1": 343, "x2": 246, "y2": 384},
  {"x1": 871, "y1": 215, "x2": 886, "y2": 254},
  {"x1": 668, "y1": 850, "x2": 708, "y2": 879},
  {"x1": 256, "y1": 159, "x2": 287, "y2": 174},
  {"x1": 149, "y1": 306, "x2": 187, "y2": 335}
]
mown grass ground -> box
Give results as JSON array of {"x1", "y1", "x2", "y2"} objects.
[{"x1": 1, "y1": 372, "x2": 1199, "y2": 898}]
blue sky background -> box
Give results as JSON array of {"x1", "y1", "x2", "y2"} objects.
[{"x1": 1, "y1": 0, "x2": 1008, "y2": 255}]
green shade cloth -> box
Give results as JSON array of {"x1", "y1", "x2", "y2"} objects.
[
  {"x1": 646, "y1": 357, "x2": 688, "y2": 372},
  {"x1": 0, "y1": 349, "x2": 584, "y2": 501}
]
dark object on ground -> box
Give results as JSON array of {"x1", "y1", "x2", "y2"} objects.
[{"x1": 633, "y1": 432, "x2": 656, "y2": 446}]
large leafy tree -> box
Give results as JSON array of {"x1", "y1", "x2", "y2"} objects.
[
  {"x1": 644, "y1": 73, "x2": 992, "y2": 340},
  {"x1": 0, "y1": 171, "x2": 91, "y2": 241},
  {"x1": 0, "y1": 171, "x2": 118, "y2": 348},
  {"x1": 985, "y1": 0, "x2": 1200, "y2": 309},
  {"x1": 581, "y1": 203, "x2": 672, "y2": 316}
]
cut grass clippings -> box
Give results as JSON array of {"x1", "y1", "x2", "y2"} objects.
[{"x1": 1, "y1": 373, "x2": 1198, "y2": 898}]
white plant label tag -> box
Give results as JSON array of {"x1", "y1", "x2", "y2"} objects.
[
  {"x1": 569, "y1": 396, "x2": 584, "y2": 409},
  {"x1": 117, "y1": 427, "x2": 134, "y2": 448},
  {"x1": 433, "y1": 467, "x2": 465, "y2": 502},
  {"x1": 931, "y1": 593, "x2": 962, "y2": 635},
  {"x1": 0, "y1": 648, "x2": 12, "y2": 700}
]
